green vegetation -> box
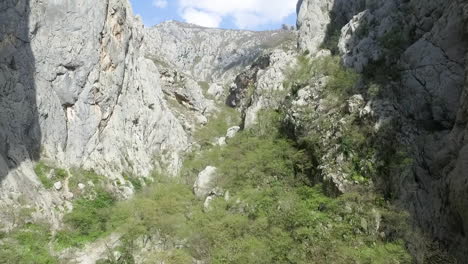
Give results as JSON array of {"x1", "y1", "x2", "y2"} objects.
[
  {"x1": 320, "y1": 10, "x2": 350, "y2": 55},
  {"x1": 363, "y1": 26, "x2": 409, "y2": 83},
  {"x1": 0, "y1": 105, "x2": 409, "y2": 263},
  {"x1": 93, "y1": 111, "x2": 410, "y2": 263},
  {"x1": 34, "y1": 161, "x2": 67, "y2": 189},
  {"x1": 198, "y1": 81, "x2": 210, "y2": 92},
  {"x1": 378, "y1": 28, "x2": 409, "y2": 59},
  {"x1": 68, "y1": 168, "x2": 107, "y2": 193},
  {"x1": 123, "y1": 173, "x2": 144, "y2": 191},
  {"x1": 0, "y1": 224, "x2": 57, "y2": 264},
  {"x1": 284, "y1": 55, "x2": 358, "y2": 102},
  {"x1": 2, "y1": 45, "x2": 416, "y2": 263},
  {"x1": 55, "y1": 188, "x2": 116, "y2": 249},
  {"x1": 194, "y1": 106, "x2": 241, "y2": 147}
]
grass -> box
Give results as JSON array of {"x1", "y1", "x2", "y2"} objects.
[
  {"x1": 5, "y1": 108, "x2": 413, "y2": 264},
  {"x1": 34, "y1": 162, "x2": 54, "y2": 189},
  {"x1": 123, "y1": 173, "x2": 143, "y2": 191},
  {"x1": 194, "y1": 106, "x2": 241, "y2": 147},
  {"x1": 90, "y1": 110, "x2": 411, "y2": 263},
  {"x1": 68, "y1": 168, "x2": 106, "y2": 193},
  {"x1": 0, "y1": 224, "x2": 58, "y2": 264},
  {"x1": 20, "y1": 107, "x2": 410, "y2": 264},
  {"x1": 284, "y1": 55, "x2": 358, "y2": 101},
  {"x1": 34, "y1": 161, "x2": 68, "y2": 189},
  {"x1": 55, "y1": 188, "x2": 116, "y2": 249}
]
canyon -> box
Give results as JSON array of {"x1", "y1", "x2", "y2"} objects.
[{"x1": 0, "y1": 0, "x2": 467, "y2": 262}]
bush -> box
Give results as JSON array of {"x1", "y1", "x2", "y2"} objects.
[
  {"x1": 55, "y1": 188, "x2": 116, "y2": 249},
  {"x1": 35, "y1": 102, "x2": 411, "y2": 264},
  {"x1": 178, "y1": 113, "x2": 411, "y2": 263},
  {"x1": 68, "y1": 168, "x2": 106, "y2": 194},
  {"x1": 34, "y1": 162, "x2": 54, "y2": 189},
  {"x1": 194, "y1": 106, "x2": 241, "y2": 147},
  {"x1": 0, "y1": 224, "x2": 58, "y2": 264},
  {"x1": 284, "y1": 55, "x2": 358, "y2": 101},
  {"x1": 34, "y1": 162, "x2": 69, "y2": 189}
]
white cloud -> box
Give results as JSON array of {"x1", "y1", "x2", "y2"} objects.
[
  {"x1": 177, "y1": 0, "x2": 297, "y2": 29},
  {"x1": 181, "y1": 8, "x2": 222, "y2": 28},
  {"x1": 153, "y1": 0, "x2": 168, "y2": 8}
]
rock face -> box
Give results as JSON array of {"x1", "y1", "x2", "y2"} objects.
[
  {"x1": 193, "y1": 166, "x2": 217, "y2": 198},
  {"x1": 0, "y1": 0, "x2": 191, "y2": 225},
  {"x1": 0, "y1": 0, "x2": 297, "y2": 228},
  {"x1": 296, "y1": 0, "x2": 468, "y2": 260},
  {"x1": 31, "y1": 0, "x2": 189, "y2": 177},
  {"x1": 297, "y1": 0, "x2": 366, "y2": 53},
  {"x1": 145, "y1": 21, "x2": 295, "y2": 82},
  {"x1": 296, "y1": 0, "x2": 334, "y2": 53}
]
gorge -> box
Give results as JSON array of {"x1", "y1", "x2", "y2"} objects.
[{"x1": 0, "y1": 0, "x2": 467, "y2": 263}]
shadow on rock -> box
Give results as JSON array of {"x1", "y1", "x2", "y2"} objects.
[{"x1": 0, "y1": 0, "x2": 41, "y2": 183}]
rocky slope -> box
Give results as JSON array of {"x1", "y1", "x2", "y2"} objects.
[
  {"x1": 145, "y1": 20, "x2": 295, "y2": 82},
  {"x1": 294, "y1": 0, "x2": 468, "y2": 261},
  {"x1": 336, "y1": 0, "x2": 467, "y2": 260}
]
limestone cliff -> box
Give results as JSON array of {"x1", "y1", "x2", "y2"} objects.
[
  {"x1": 0, "y1": 0, "x2": 296, "y2": 228},
  {"x1": 295, "y1": 0, "x2": 468, "y2": 261},
  {"x1": 0, "y1": 0, "x2": 195, "y2": 227}
]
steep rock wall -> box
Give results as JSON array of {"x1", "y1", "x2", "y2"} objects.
[
  {"x1": 0, "y1": 0, "x2": 190, "y2": 225},
  {"x1": 297, "y1": 0, "x2": 468, "y2": 260},
  {"x1": 0, "y1": 0, "x2": 297, "y2": 228}
]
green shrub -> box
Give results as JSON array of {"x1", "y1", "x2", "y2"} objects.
[
  {"x1": 68, "y1": 168, "x2": 106, "y2": 193},
  {"x1": 0, "y1": 224, "x2": 58, "y2": 264},
  {"x1": 25, "y1": 102, "x2": 412, "y2": 264},
  {"x1": 198, "y1": 81, "x2": 210, "y2": 91},
  {"x1": 34, "y1": 162, "x2": 54, "y2": 189},
  {"x1": 198, "y1": 81, "x2": 211, "y2": 98},
  {"x1": 284, "y1": 55, "x2": 358, "y2": 101},
  {"x1": 123, "y1": 173, "x2": 143, "y2": 191},
  {"x1": 55, "y1": 188, "x2": 116, "y2": 249},
  {"x1": 379, "y1": 29, "x2": 408, "y2": 57},
  {"x1": 322, "y1": 57, "x2": 359, "y2": 99},
  {"x1": 55, "y1": 168, "x2": 68, "y2": 179},
  {"x1": 283, "y1": 54, "x2": 315, "y2": 95},
  {"x1": 321, "y1": 11, "x2": 342, "y2": 55},
  {"x1": 194, "y1": 106, "x2": 241, "y2": 147},
  {"x1": 34, "y1": 162, "x2": 69, "y2": 189}
]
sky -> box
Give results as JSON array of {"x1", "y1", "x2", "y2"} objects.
[{"x1": 129, "y1": 0, "x2": 298, "y2": 31}]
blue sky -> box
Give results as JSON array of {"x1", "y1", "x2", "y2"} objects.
[{"x1": 129, "y1": 0, "x2": 297, "y2": 31}]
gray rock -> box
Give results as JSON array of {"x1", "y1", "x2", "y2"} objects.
[
  {"x1": 193, "y1": 166, "x2": 217, "y2": 198},
  {"x1": 203, "y1": 196, "x2": 214, "y2": 211},
  {"x1": 145, "y1": 21, "x2": 296, "y2": 82},
  {"x1": 296, "y1": 0, "x2": 334, "y2": 53},
  {"x1": 297, "y1": 0, "x2": 468, "y2": 260},
  {"x1": 226, "y1": 126, "x2": 241, "y2": 139},
  {"x1": 54, "y1": 181, "x2": 63, "y2": 191},
  {"x1": 216, "y1": 137, "x2": 227, "y2": 146}
]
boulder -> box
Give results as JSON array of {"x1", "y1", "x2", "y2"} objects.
[
  {"x1": 193, "y1": 166, "x2": 217, "y2": 198},
  {"x1": 54, "y1": 181, "x2": 63, "y2": 191},
  {"x1": 226, "y1": 126, "x2": 241, "y2": 139}
]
